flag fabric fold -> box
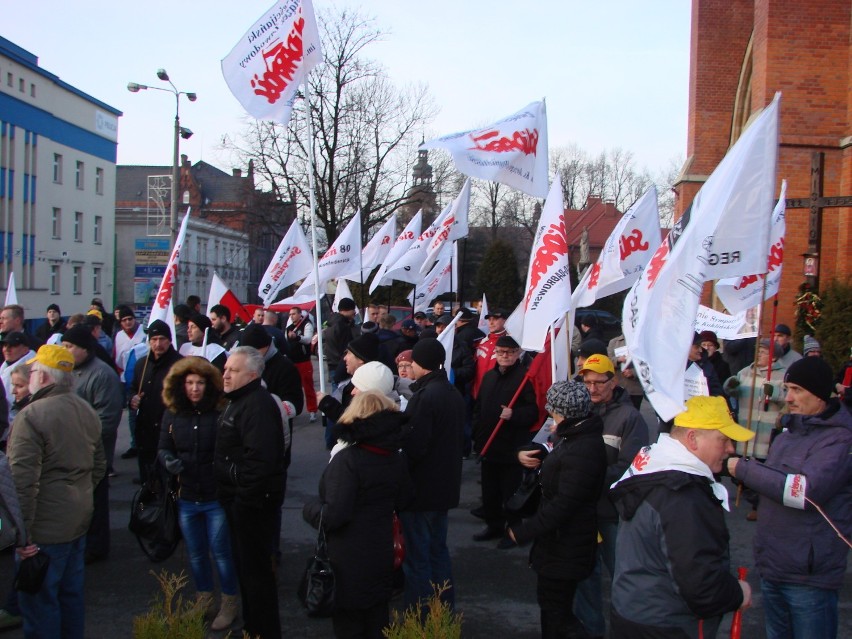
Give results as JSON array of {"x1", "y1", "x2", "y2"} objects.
[
  {"x1": 421, "y1": 100, "x2": 549, "y2": 198},
  {"x1": 293, "y1": 211, "x2": 362, "y2": 298},
  {"x1": 5, "y1": 273, "x2": 16, "y2": 306},
  {"x1": 150, "y1": 209, "x2": 192, "y2": 339},
  {"x1": 369, "y1": 211, "x2": 422, "y2": 294},
  {"x1": 622, "y1": 93, "x2": 780, "y2": 422},
  {"x1": 477, "y1": 293, "x2": 490, "y2": 334},
  {"x1": 573, "y1": 186, "x2": 661, "y2": 308},
  {"x1": 715, "y1": 180, "x2": 787, "y2": 314},
  {"x1": 221, "y1": 0, "x2": 323, "y2": 126},
  {"x1": 381, "y1": 206, "x2": 446, "y2": 286},
  {"x1": 420, "y1": 179, "x2": 470, "y2": 273},
  {"x1": 259, "y1": 218, "x2": 313, "y2": 306},
  {"x1": 346, "y1": 214, "x2": 397, "y2": 282},
  {"x1": 408, "y1": 245, "x2": 455, "y2": 313},
  {"x1": 518, "y1": 180, "x2": 572, "y2": 352}
]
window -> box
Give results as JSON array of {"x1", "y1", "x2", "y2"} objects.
[
  {"x1": 52, "y1": 208, "x2": 62, "y2": 239},
  {"x1": 18, "y1": 78, "x2": 24, "y2": 93},
  {"x1": 74, "y1": 211, "x2": 83, "y2": 242},
  {"x1": 53, "y1": 154, "x2": 62, "y2": 183},
  {"x1": 93, "y1": 216, "x2": 102, "y2": 244},
  {"x1": 75, "y1": 161, "x2": 84, "y2": 189},
  {"x1": 30, "y1": 83, "x2": 35, "y2": 98},
  {"x1": 6, "y1": 73, "x2": 11, "y2": 87},
  {"x1": 50, "y1": 265, "x2": 60, "y2": 294},
  {"x1": 95, "y1": 167, "x2": 104, "y2": 195},
  {"x1": 93, "y1": 267, "x2": 101, "y2": 294},
  {"x1": 73, "y1": 266, "x2": 82, "y2": 295}
]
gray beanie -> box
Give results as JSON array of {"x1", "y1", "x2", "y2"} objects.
[
  {"x1": 803, "y1": 335, "x2": 821, "y2": 356},
  {"x1": 544, "y1": 381, "x2": 591, "y2": 419}
]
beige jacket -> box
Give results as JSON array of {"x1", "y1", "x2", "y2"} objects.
[{"x1": 8, "y1": 384, "x2": 105, "y2": 544}]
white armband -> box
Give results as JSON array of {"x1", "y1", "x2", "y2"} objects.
[{"x1": 782, "y1": 473, "x2": 807, "y2": 510}]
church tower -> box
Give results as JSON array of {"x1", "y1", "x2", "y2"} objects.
[{"x1": 399, "y1": 145, "x2": 437, "y2": 226}]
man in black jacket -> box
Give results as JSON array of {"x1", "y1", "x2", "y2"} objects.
[
  {"x1": 401, "y1": 339, "x2": 465, "y2": 612},
  {"x1": 129, "y1": 320, "x2": 182, "y2": 484},
  {"x1": 609, "y1": 396, "x2": 753, "y2": 638},
  {"x1": 215, "y1": 346, "x2": 284, "y2": 639},
  {"x1": 472, "y1": 335, "x2": 538, "y2": 548}
]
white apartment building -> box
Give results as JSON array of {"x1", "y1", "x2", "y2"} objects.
[{"x1": 0, "y1": 36, "x2": 120, "y2": 321}]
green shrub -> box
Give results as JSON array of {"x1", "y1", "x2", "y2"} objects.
[
  {"x1": 133, "y1": 570, "x2": 206, "y2": 639},
  {"x1": 383, "y1": 582, "x2": 463, "y2": 639},
  {"x1": 814, "y1": 278, "x2": 852, "y2": 372}
]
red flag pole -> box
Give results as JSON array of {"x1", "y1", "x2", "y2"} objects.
[
  {"x1": 730, "y1": 566, "x2": 749, "y2": 639},
  {"x1": 762, "y1": 298, "x2": 779, "y2": 411}
]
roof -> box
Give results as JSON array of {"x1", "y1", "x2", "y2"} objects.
[
  {"x1": 116, "y1": 159, "x2": 254, "y2": 206},
  {"x1": 564, "y1": 196, "x2": 623, "y2": 249}
]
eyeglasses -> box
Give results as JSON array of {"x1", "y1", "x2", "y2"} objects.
[
  {"x1": 583, "y1": 379, "x2": 611, "y2": 388},
  {"x1": 495, "y1": 349, "x2": 519, "y2": 356}
]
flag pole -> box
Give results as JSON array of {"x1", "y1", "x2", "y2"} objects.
[
  {"x1": 549, "y1": 323, "x2": 557, "y2": 381},
  {"x1": 303, "y1": 79, "x2": 326, "y2": 393}
]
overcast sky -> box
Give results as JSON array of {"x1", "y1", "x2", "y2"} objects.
[{"x1": 4, "y1": 0, "x2": 690, "y2": 177}]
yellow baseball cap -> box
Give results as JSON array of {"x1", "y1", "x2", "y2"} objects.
[
  {"x1": 86, "y1": 308, "x2": 103, "y2": 320},
  {"x1": 579, "y1": 354, "x2": 615, "y2": 376},
  {"x1": 27, "y1": 344, "x2": 74, "y2": 372},
  {"x1": 674, "y1": 396, "x2": 755, "y2": 442}
]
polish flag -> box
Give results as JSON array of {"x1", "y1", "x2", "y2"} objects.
[{"x1": 208, "y1": 272, "x2": 250, "y2": 323}]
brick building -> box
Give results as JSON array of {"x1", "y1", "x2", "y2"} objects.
[{"x1": 675, "y1": 0, "x2": 851, "y2": 327}]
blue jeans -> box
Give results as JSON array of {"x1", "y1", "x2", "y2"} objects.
[
  {"x1": 761, "y1": 579, "x2": 838, "y2": 639},
  {"x1": 177, "y1": 499, "x2": 238, "y2": 595},
  {"x1": 399, "y1": 510, "x2": 455, "y2": 612},
  {"x1": 17, "y1": 536, "x2": 85, "y2": 639},
  {"x1": 574, "y1": 520, "x2": 618, "y2": 636}
]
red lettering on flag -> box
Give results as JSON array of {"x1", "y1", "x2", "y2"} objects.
[
  {"x1": 587, "y1": 262, "x2": 602, "y2": 290},
  {"x1": 250, "y1": 13, "x2": 305, "y2": 104},
  {"x1": 468, "y1": 128, "x2": 539, "y2": 156},
  {"x1": 619, "y1": 229, "x2": 650, "y2": 261},
  {"x1": 645, "y1": 242, "x2": 670, "y2": 289},
  {"x1": 524, "y1": 221, "x2": 568, "y2": 308}
]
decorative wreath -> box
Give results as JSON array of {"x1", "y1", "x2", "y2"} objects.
[{"x1": 795, "y1": 283, "x2": 823, "y2": 333}]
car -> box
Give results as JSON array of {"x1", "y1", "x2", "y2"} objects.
[{"x1": 575, "y1": 309, "x2": 622, "y2": 341}]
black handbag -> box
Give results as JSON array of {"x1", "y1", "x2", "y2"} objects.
[
  {"x1": 505, "y1": 468, "x2": 541, "y2": 519},
  {"x1": 128, "y1": 462, "x2": 182, "y2": 562},
  {"x1": 297, "y1": 507, "x2": 335, "y2": 617},
  {"x1": 15, "y1": 551, "x2": 50, "y2": 594}
]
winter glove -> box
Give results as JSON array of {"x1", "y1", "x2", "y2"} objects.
[
  {"x1": 159, "y1": 451, "x2": 184, "y2": 476},
  {"x1": 762, "y1": 383, "x2": 774, "y2": 398},
  {"x1": 723, "y1": 377, "x2": 740, "y2": 394}
]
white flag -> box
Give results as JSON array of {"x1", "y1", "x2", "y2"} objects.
[
  {"x1": 382, "y1": 206, "x2": 447, "y2": 286},
  {"x1": 344, "y1": 214, "x2": 396, "y2": 282},
  {"x1": 421, "y1": 101, "x2": 549, "y2": 198},
  {"x1": 518, "y1": 181, "x2": 572, "y2": 352},
  {"x1": 623, "y1": 93, "x2": 780, "y2": 422},
  {"x1": 221, "y1": 0, "x2": 323, "y2": 125},
  {"x1": 369, "y1": 211, "x2": 422, "y2": 294},
  {"x1": 478, "y1": 293, "x2": 489, "y2": 334},
  {"x1": 150, "y1": 209, "x2": 192, "y2": 339},
  {"x1": 437, "y1": 311, "x2": 462, "y2": 374},
  {"x1": 572, "y1": 186, "x2": 661, "y2": 308},
  {"x1": 293, "y1": 211, "x2": 362, "y2": 297},
  {"x1": 332, "y1": 278, "x2": 360, "y2": 318},
  {"x1": 259, "y1": 218, "x2": 313, "y2": 306},
  {"x1": 5, "y1": 273, "x2": 17, "y2": 306},
  {"x1": 420, "y1": 179, "x2": 471, "y2": 273},
  {"x1": 715, "y1": 180, "x2": 787, "y2": 314},
  {"x1": 408, "y1": 248, "x2": 455, "y2": 313}
]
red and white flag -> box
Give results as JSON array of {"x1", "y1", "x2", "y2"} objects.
[
  {"x1": 382, "y1": 206, "x2": 447, "y2": 286},
  {"x1": 369, "y1": 211, "x2": 422, "y2": 294},
  {"x1": 221, "y1": 0, "x2": 323, "y2": 125},
  {"x1": 259, "y1": 218, "x2": 313, "y2": 306},
  {"x1": 517, "y1": 181, "x2": 572, "y2": 352},
  {"x1": 408, "y1": 244, "x2": 456, "y2": 313},
  {"x1": 421, "y1": 101, "x2": 549, "y2": 198},
  {"x1": 623, "y1": 94, "x2": 780, "y2": 421},
  {"x1": 293, "y1": 211, "x2": 362, "y2": 297},
  {"x1": 346, "y1": 213, "x2": 397, "y2": 281},
  {"x1": 420, "y1": 179, "x2": 470, "y2": 273},
  {"x1": 208, "y1": 272, "x2": 251, "y2": 323},
  {"x1": 573, "y1": 186, "x2": 661, "y2": 308},
  {"x1": 150, "y1": 209, "x2": 192, "y2": 338},
  {"x1": 715, "y1": 180, "x2": 787, "y2": 314}
]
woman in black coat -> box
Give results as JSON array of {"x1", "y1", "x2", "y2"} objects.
[
  {"x1": 508, "y1": 381, "x2": 607, "y2": 639},
  {"x1": 303, "y1": 391, "x2": 412, "y2": 639},
  {"x1": 157, "y1": 357, "x2": 239, "y2": 631}
]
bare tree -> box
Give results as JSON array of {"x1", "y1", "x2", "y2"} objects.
[
  {"x1": 221, "y1": 7, "x2": 437, "y2": 246},
  {"x1": 550, "y1": 144, "x2": 587, "y2": 209}
]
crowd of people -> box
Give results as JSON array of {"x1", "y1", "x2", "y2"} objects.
[{"x1": 0, "y1": 296, "x2": 849, "y2": 639}]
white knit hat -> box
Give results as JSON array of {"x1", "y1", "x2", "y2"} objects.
[{"x1": 352, "y1": 361, "x2": 394, "y2": 396}]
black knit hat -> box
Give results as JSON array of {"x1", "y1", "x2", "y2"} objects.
[
  {"x1": 117, "y1": 305, "x2": 135, "y2": 320},
  {"x1": 62, "y1": 324, "x2": 96, "y2": 351},
  {"x1": 784, "y1": 357, "x2": 834, "y2": 402},
  {"x1": 347, "y1": 333, "x2": 379, "y2": 363},
  {"x1": 496, "y1": 335, "x2": 520, "y2": 349},
  {"x1": 577, "y1": 338, "x2": 608, "y2": 358},
  {"x1": 411, "y1": 338, "x2": 445, "y2": 371},
  {"x1": 146, "y1": 319, "x2": 172, "y2": 341},
  {"x1": 240, "y1": 323, "x2": 271, "y2": 349},
  {"x1": 337, "y1": 297, "x2": 356, "y2": 312},
  {"x1": 46, "y1": 303, "x2": 61, "y2": 314},
  {"x1": 188, "y1": 313, "x2": 212, "y2": 333}
]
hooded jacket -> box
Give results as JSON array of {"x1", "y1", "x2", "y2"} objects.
[
  {"x1": 303, "y1": 410, "x2": 412, "y2": 610},
  {"x1": 609, "y1": 435, "x2": 743, "y2": 638},
  {"x1": 735, "y1": 400, "x2": 852, "y2": 590},
  {"x1": 511, "y1": 414, "x2": 606, "y2": 580},
  {"x1": 72, "y1": 352, "x2": 124, "y2": 435}
]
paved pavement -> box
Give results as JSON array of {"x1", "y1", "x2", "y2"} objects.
[{"x1": 0, "y1": 390, "x2": 849, "y2": 638}]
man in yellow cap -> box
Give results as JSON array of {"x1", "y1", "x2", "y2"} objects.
[
  {"x1": 7, "y1": 345, "x2": 105, "y2": 638},
  {"x1": 609, "y1": 396, "x2": 752, "y2": 638},
  {"x1": 573, "y1": 353, "x2": 648, "y2": 638}
]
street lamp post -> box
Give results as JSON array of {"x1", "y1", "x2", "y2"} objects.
[{"x1": 127, "y1": 70, "x2": 196, "y2": 251}]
